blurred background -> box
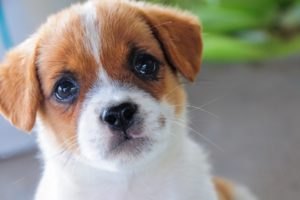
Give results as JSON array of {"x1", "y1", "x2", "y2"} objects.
[{"x1": 0, "y1": 0, "x2": 299, "y2": 199}]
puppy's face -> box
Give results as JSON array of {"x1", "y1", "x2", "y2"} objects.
[{"x1": 0, "y1": 1, "x2": 202, "y2": 170}]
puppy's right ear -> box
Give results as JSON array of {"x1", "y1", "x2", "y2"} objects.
[{"x1": 0, "y1": 37, "x2": 42, "y2": 132}]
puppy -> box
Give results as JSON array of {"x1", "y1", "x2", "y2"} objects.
[{"x1": 0, "y1": 1, "x2": 256, "y2": 199}]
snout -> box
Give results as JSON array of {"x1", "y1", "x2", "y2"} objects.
[
  {"x1": 77, "y1": 89, "x2": 168, "y2": 163},
  {"x1": 101, "y1": 102, "x2": 140, "y2": 136}
]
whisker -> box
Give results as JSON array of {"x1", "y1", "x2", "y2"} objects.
[
  {"x1": 186, "y1": 105, "x2": 220, "y2": 119},
  {"x1": 172, "y1": 104, "x2": 220, "y2": 119},
  {"x1": 197, "y1": 97, "x2": 222, "y2": 109},
  {"x1": 48, "y1": 136, "x2": 78, "y2": 160},
  {"x1": 162, "y1": 83, "x2": 184, "y2": 101},
  {"x1": 187, "y1": 105, "x2": 220, "y2": 119},
  {"x1": 171, "y1": 120, "x2": 223, "y2": 152}
]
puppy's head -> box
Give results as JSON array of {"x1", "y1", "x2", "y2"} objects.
[{"x1": 0, "y1": 0, "x2": 202, "y2": 170}]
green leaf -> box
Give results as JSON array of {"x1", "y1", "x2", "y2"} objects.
[
  {"x1": 190, "y1": 6, "x2": 274, "y2": 33},
  {"x1": 203, "y1": 34, "x2": 300, "y2": 62},
  {"x1": 203, "y1": 34, "x2": 267, "y2": 61}
]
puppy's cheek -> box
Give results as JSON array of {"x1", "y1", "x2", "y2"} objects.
[
  {"x1": 142, "y1": 103, "x2": 171, "y2": 137},
  {"x1": 167, "y1": 86, "x2": 186, "y2": 116},
  {"x1": 77, "y1": 102, "x2": 108, "y2": 160},
  {"x1": 160, "y1": 70, "x2": 187, "y2": 117},
  {"x1": 128, "y1": 91, "x2": 169, "y2": 135}
]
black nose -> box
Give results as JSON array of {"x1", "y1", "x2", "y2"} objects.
[{"x1": 101, "y1": 102, "x2": 138, "y2": 131}]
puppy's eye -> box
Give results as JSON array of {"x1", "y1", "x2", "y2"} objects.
[
  {"x1": 132, "y1": 53, "x2": 160, "y2": 80},
  {"x1": 54, "y1": 77, "x2": 79, "y2": 103}
]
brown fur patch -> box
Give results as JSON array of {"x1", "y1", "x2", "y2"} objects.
[
  {"x1": 0, "y1": 37, "x2": 41, "y2": 131},
  {"x1": 214, "y1": 177, "x2": 235, "y2": 200}
]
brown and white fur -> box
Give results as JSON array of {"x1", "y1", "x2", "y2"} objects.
[{"x1": 0, "y1": 1, "x2": 256, "y2": 200}]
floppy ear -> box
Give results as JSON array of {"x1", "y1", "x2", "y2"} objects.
[
  {"x1": 139, "y1": 4, "x2": 203, "y2": 82},
  {"x1": 0, "y1": 37, "x2": 41, "y2": 132}
]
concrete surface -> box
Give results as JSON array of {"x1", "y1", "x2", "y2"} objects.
[
  {"x1": 0, "y1": 117, "x2": 36, "y2": 159},
  {"x1": 0, "y1": 58, "x2": 299, "y2": 200},
  {"x1": 0, "y1": 151, "x2": 39, "y2": 200}
]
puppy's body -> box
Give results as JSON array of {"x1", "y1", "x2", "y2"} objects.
[{"x1": 0, "y1": 1, "x2": 256, "y2": 200}]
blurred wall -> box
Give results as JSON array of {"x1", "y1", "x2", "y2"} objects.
[{"x1": 0, "y1": 0, "x2": 80, "y2": 159}]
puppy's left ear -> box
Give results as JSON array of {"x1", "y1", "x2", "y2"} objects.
[
  {"x1": 139, "y1": 4, "x2": 203, "y2": 82},
  {"x1": 0, "y1": 37, "x2": 41, "y2": 132}
]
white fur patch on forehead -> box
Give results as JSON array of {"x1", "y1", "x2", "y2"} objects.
[
  {"x1": 75, "y1": 1, "x2": 101, "y2": 65},
  {"x1": 99, "y1": 68, "x2": 111, "y2": 85}
]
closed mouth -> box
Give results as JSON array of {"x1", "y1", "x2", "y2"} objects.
[{"x1": 108, "y1": 134, "x2": 150, "y2": 156}]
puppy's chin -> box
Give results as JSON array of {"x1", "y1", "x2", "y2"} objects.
[
  {"x1": 107, "y1": 135, "x2": 152, "y2": 157},
  {"x1": 78, "y1": 130, "x2": 169, "y2": 172}
]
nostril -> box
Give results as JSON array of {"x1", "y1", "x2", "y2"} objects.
[
  {"x1": 122, "y1": 104, "x2": 137, "y2": 121},
  {"x1": 104, "y1": 113, "x2": 117, "y2": 126}
]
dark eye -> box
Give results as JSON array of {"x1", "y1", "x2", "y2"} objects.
[
  {"x1": 54, "y1": 77, "x2": 79, "y2": 103},
  {"x1": 132, "y1": 53, "x2": 160, "y2": 80}
]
